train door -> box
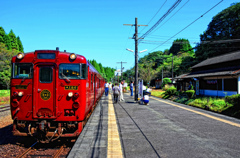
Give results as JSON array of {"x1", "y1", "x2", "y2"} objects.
[{"x1": 33, "y1": 65, "x2": 56, "y2": 118}]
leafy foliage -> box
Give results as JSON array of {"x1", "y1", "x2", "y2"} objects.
[
  {"x1": 195, "y1": 3, "x2": 240, "y2": 63},
  {"x1": 161, "y1": 78, "x2": 171, "y2": 87},
  {"x1": 17, "y1": 36, "x2": 24, "y2": 52},
  {"x1": 0, "y1": 26, "x2": 24, "y2": 89},
  {"x1": 185, "y1": 90, "x2": 195, "y2": 98},
  {"x1": 169, "y1": 38, "x2": 194, "y2": 56},
  {"x1": 138, "y1": 59, "x2": 157, "y2": 86},
  {"x1": 0, "y1": 43, "x2": 19, "y2": 89},
  {"x1": 225, "y1": 94, "x2": 240, "y2": 106},
  {"x1": 165, "y1": 86, "x2": 177, "y2": 96},
  {"x1": 89, "y1": 59, "x2": 115, "y2": 82},
  {"x1": 8, "y1": 30, "x2": 19, "y2": 50}
]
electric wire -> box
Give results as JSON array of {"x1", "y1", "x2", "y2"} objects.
[
  {"x1": 119, "y1": 25, "x2": 134, "y2": 71},
  {"x1": 139, "y1": 0, "x2": 182, "y2": 42},
  {"x1": 148, "y1": 0, "x2": 224, "y2": 52},
  {"x1": 147, "y1": 0, "x2": 190, "y2": 36},
  {"x1": 139, "y1": 0, "x2": 168, "y2": 34},
  {"x1": 140, "y1": 39, "x2": 240, "y2": 45}
]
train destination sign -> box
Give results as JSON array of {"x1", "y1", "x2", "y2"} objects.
[
  {"x1": 64, "y1": 86, "x2": 78, "y2": 90},
  {"x1": 15, "y1": 85, "x2": 27, "y2": 89}
]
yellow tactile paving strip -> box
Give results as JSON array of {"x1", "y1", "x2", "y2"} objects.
[{"x1": 107, "y1": 95, "x2": 123, "y2": 158}]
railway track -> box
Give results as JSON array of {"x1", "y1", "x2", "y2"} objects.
[
  {"x1": 16, "y1": 140, "x2": 73, "y2": 158},
  {"x1": 0, "y1": 105, "x2": 10, "y2": 113}
]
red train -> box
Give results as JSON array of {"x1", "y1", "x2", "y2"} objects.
[{"x1": 10, "y1": 48, "x2": 105, "y2": 143}]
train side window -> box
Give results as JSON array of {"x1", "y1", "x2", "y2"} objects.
[
  {"x1": 91, "y1": 74, "x2": 93, "y2": 90},
  {"x1": 81, "y1": 64, "x2": 87, "y2": 79},
  {"x1": 39, "y1": 67, "x2": 53, "y2": 83}
]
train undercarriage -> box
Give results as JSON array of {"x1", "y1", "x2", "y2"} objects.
[{"x1": 12, "y1": 119, "x2": 83, "y2": 143}]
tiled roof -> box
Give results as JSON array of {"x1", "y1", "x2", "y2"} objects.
[
  {"x1": 192, "y1": 50, "x2": 240, "y2": 69},
  {"x1": 175, "y1": 66, "x2": 240, "y2": 79},
  {"x1": 183, "y1": 70, "x2": 240, "y2": 78}
]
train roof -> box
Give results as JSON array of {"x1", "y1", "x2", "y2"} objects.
[{"x1": 12, "y1": 49, "x2": 87, "y2": 64}]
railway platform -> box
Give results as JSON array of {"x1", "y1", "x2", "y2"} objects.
[{"x1": 68, "y1": 92, "x2": 240, "y2": 158}]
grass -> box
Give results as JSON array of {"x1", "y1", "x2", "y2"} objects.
[
  {"x1": 151, "y1": 90, "x2": 165, "y2": 98},
  {"x1": 0, "y1": 90, "x2": 10, "y2": 105},
  {"x1": 0, "y1": 90, "x2": 10, "y2": 97}
]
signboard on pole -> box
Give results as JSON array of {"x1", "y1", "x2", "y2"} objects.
[
  {"x1": 196, "y1": 80, "x2": 199, "y2": 95},
  {"x1": 139, "y1": 80, "x2": 143, "y2": 98}
]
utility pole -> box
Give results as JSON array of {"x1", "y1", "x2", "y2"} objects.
[
  {"x1": 172, "y1": 55, "x2": 174, "y2": 83},
  {"x1": 124, "y1": 17, "x2": 147, "y2": 101},
  {"x1": 117, "y1": 61, "x2": 127, "y2": 81}
]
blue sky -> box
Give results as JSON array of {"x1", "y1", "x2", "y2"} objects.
[{"x1": 1, "y1": 0, "x2": 238, "y2": 71}]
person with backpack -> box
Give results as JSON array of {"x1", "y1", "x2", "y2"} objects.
[{"x1": 113, "y1": 83, "x2": 120, "y2": 103}]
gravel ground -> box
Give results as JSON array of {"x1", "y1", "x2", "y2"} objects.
[
  {"x1": 0, "y1": 104, "x2": 12, "y2": 128},
  {"x1": 0, "y1": 105, "x2": 72, "y2": 157}
]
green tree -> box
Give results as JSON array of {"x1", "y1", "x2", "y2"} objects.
[
  {"x1": 0, "y1": 27, "x2": 6, "y2": 43},
  {"x1": 169, "y1": 38, "x2": 194, "y2": 56},
  {"x1": 8, "y1": 29, "x2": 19, "y2": 50},
  {"x1": 17, "y1": 36, "x2": 24, "y2": 52},
  {"x1": 0, "y1": 43, "x2": 19, "y2": 89},
  {"x1": 3, "y1": 34, "x2": 11, "y2": 50},
  {"x1": 161, "y1": 78, "x2": 171, "y2": 87},
  {"x1": 139, "y1": 59, "x2": 157, "y2": 86},
  {"x1": 89, "y1": 59, "x2": 115, "y2": 81},
  {"x1": 195, "y1": 3, "x2": 240, "y2": 62}
]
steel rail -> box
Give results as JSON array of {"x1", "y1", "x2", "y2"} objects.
[
  {"x1": 53, "y1": 145, "x2": 64, "y2": 158},
  {"x1": 16, "y1": 141, "x2": 38, "y2": 158}
]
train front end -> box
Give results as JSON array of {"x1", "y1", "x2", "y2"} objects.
[{"x1": 11, "y1": 49, "x2": 88, "y2": 142}]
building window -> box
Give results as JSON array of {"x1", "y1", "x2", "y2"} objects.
[
  {"x1": 200, "y1": 79, "x2": 222, "y2": 90},
  {"x1": 224, "y1": 78, "x2": 237, "y2": 91}
]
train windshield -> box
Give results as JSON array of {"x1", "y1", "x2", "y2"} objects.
[
  {"x1": 59, "y1": 64, "x2": 87, "y2": 79},
  {"x1": 12, "y1": 63, "x2": 33, "y2": 79}
]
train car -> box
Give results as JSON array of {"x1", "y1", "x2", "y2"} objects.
[{"x1": 10, "y1": 48, "x2": 105, "y2": 143}]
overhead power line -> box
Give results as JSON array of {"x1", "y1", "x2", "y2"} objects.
[
  {"x1": 139, "y1": 0, "x2": 182, "y2": 42},
  {"x1": 140, "y1": 39, "x2": 240, "y2": 45},
  {"x1": 149, "y1": 0, "x2": 224, "y2": 52},
  {"x1": 148, "y1": 0, "x2": 190, "y2": 36},
  {"x1": 139, "y1": 0, "x2": 168, "y2": 34}
]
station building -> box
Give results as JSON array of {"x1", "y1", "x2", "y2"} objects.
[{"x1": 176, "y1": 50, "x2": 240, "y2": 97}]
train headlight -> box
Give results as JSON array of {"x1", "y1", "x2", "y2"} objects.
[
  {"x1": 17, "y1": 53, "x2": 24, "y2": 59},
  {"x1": 18, "y1": 91, "x2": 24, "y2": 97},
  {"x1": 68, "y1": 92, "x2": 73, "y2": 97},
  {"x1": 70, "y1": 53, "x2": 76, "y2": 60}
]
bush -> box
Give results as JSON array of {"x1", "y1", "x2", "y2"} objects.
[
  {"x1": 225, "y1": 94, "x2": 240, "y2": 106},
  {"x1": 209, "y1": 100, "x2": 227, "y2": 112},
  {"x1": 185, "y1": 90, "x2": 195, "y2": 98},
  {"x1": 0, "y1": 90, "x2": 10, "y2": 97},
  {"x1": 165, "y1": 86, "x2": 177, "y2": 96},
  {"x1": 188, "y1": 98, "x2": 207, "y2": 109},
  {"x1": 162, "y1": 84, "x2": 170, "y2": 91},
  {"x1": 161, "y1": 78, "x2": 171, "y2": 88}
]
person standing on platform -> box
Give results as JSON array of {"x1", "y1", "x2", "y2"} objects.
[
  {"x1": 119, "y1": 81, "x2": 124, "y2": 101},
  {"x1": 130, "y1": 81, "x2": 133, "y2": 96},
  {"x1": 113, "y1": 83, "x2": 120, "y2": 103},
  {"x1": 109, "y1": 82, "x2": 112, "y2": 94},
  {"x1": 104, "y1": 82, "x2": 109, "y2": 96}
]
